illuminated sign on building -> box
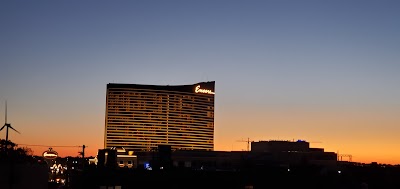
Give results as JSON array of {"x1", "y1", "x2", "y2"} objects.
[
  {"x1": 195, "y1": 85, "x2": 215, "y2": 94},
  {"x1": 42, "y1": 148, "x2": 58, "y2": 159}
]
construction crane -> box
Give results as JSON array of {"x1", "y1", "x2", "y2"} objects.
[
  {"x1": 337, "y1": 151, "x2": 353, "y2": 162},
  {"x1": 236, "y1": 138, "x2": 254, "y2": 151}
]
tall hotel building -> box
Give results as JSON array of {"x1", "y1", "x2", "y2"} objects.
[{"x1": 104, "y1": 81, "x2": 215, "y2": 152}]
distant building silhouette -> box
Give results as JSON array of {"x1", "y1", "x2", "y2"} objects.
[
  {"x1": 251, "y1": 140, "x2": 310, "y2": 153},
  {"x1": 104, "y1": 82, "x2": 215, "y2": 152},
  {"x1": 251, "y1": 140, "x2": 337, "y2": 168}
]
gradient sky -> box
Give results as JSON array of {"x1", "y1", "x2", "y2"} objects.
[{"x1": 1, "y1": 0, "x2": 400, "y2": 164}]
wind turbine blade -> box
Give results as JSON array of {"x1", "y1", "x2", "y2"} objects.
[
  {"x1": 5, "y1": 100, "x2": 7, "y2": 124},
  {"x1": 8, "y1": 125, "x2": 20, "y2": 134},
  {"x1": 0, "y1": 124, "x2": 5, "y2": 131}
]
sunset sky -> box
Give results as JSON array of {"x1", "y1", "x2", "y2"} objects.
[{"x1": 1, "y1": 0, "x2": 400, "y2": 164}]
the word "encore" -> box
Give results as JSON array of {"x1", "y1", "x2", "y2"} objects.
[{"x1": 195, "y1": 85, "x2": 215, "y2": 95}]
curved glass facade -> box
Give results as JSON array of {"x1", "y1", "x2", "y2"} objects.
[{"x1": 104, "y1": 82, "x2": 215, "y2": 152}]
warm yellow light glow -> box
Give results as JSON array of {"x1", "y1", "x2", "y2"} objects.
[
  {"x1": 195, "y1": 85, "x2": 215, "y2": 94},
  {"x1": 43, "y1": 151, "x2": 58, "y2": 158}
]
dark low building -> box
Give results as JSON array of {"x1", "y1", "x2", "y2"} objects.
[
  {"x1": 95, "y1": 147, "x2": 138, "y2": 169},
  {"x1": 251, "y1": 140, "x2": 337, "y2": 168},
  {"x1": 110, "y1": 141, "x2": 337, "y2": 171},
  {"x1": 72, "y1": 143, "x2": 339, "y2": 189},
  {"x1": 251, "y1": 140, "x2": 311, "y2": 153}
]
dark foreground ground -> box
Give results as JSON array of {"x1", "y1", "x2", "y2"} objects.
[{"x1": 64, "y1": 165, "x2": 400, "y2": 189}]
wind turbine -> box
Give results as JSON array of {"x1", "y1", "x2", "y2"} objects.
[{"x1": 0, "y1": 101, "x2": 20, "y2": 141}]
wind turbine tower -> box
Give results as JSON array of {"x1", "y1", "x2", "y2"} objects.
[{"x1": 0, "y1": 101, "x2": 20, "y2": 141}]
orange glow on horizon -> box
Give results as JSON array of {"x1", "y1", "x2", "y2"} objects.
[{"x1": 4, "y1": 103, "x2": 400, "y2": 165}]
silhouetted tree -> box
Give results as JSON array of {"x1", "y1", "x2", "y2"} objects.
[{"x1": 0, "y1": 139, "x2": 35, "y2": 163}]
